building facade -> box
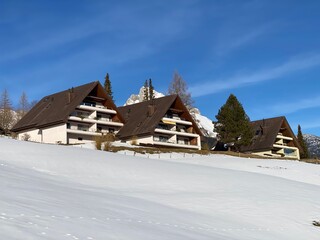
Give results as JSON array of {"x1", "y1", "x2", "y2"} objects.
[
  {"x1": 242, "y1": 116, "x2": 302, "y2": 159},
  {"x1": 11, "y1": 81, "x2": 124, "y2": 144},
  {"x1": 117, "y1": 95, "x2": 202, "y2": 150}
]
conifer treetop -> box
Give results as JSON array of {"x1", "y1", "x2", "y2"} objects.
[
  {"x1": 215, "y1": 94, "x2": 253, "y2": 150},
  {"x1": 104, "y1": 72, "x2": 114, "y2": 101}
]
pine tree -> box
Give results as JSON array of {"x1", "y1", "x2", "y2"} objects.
[
  {"x1": 17, "y1": 92, "x2": 30, "y2": 121},
  {"x1": 297, "y1": 124, "x2": 309, "y2": 159},
  {"x1": 104, "y1": 73, "x2": 114, "y2": 101},
  {"x1": 0, "y1": 89, "x2": 14, "y2": 132},
  {"x1": 215, "y1": 94, "x2": 253, "y2": 151},
  {"x1": 148, "y1": 78, "x2": 154, "y2": 100},
  {"x1": 168, "y1": 71, "x2": 194, "y2": 109},
  {"x1": 143, "y1": 80, "x2": 149, "y2": 101}
]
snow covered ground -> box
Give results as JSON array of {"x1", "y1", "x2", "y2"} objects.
[{"x1": 0, "y1": 137, "x2": 319, "y2": 239}]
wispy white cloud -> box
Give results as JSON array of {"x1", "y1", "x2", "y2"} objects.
[
  {"x1": 190, "y1": 54, "x2": 320, "y2": 97},
  {"x1": 0, "y1": 2, "x2": 199, "y2": 65},
  {"x1": 300, "y1": 121, "x2": 320, "y2": 131},
  {"x1": 215, "y1": 24, "x2": 271, "y2": 56},
  {"x1": 269, "y1": 96, "x2": 320, "y2": 115}
]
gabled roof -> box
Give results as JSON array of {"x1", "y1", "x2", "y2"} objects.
[
  {"x1": 242, "y1": 116, "x2": 302, "y2": 152},
  {"x1": 116, "y1": 95, "x2": 202, "y2": 139},
  {"x1": 12, "y1": 81, "x2": 122, "y2": 132}
]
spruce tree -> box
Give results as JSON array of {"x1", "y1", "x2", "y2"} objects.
[
  {"x1": 0, "y1": 89, "x2": 14, "y2": 132},
  {"x1": 143, "y1": 80, "x2": 149, "y2": 101},
  {"x1": 215, "y1": 94, "x2": 253, "y2": 151},
  {"x1": 104, "y1": 73, "x2": 114, "y2": 101},
  {"x1": 297, "y1": 124, "x2": 309, "y2": 159},
  {"x1": 149, "y1": 78, "x2": 154, "y2": 100},
  {"x1": 168, "y1": 71, "x2": 194, "y2": 109}
]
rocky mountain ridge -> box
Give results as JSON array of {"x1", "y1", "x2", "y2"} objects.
[{"x1": 303, "y1": 134, "x2": 320, "y2": 158}]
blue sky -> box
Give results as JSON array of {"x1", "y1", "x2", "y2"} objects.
[{"x1": 1, "y1": 0, "x2": 320, "y2": 135}]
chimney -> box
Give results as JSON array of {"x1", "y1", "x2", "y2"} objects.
[
  {"x1": 67, "y1": 88, "x2": 75, "y2": 104},
  {"x1": 259, "y1": 125, "x2": 264, "y2": 135},
  {"x1": 147, "y1": 104, "x2": 155, "y2": 117},
  {"x1": 126, "y1": 108, "x2": 131, "y2": 120}
]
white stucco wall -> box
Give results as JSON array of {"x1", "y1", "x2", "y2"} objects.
[
  {"x1": 67, "y1": 133, "x2": 97, "y2": 144},
  {"x1": 17, "y1": 124, "x2": 67, "y2": 144},
  {"x1": 135, "y1": 136, "x2": 154, "y2": 145},
  {"x1": 197, "y1": 135, "x2": 201, "y2": 150},
  {"x1": 42, "y1": 124, "x2": 67, "y2": 144},
  {"x1": 17, "y1": 129, "x2": 42, "y2": 142}
]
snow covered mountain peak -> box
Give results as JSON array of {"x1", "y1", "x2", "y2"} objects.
[{"x1": 124, "y1": 86, "x2": 165, "y2": 106}]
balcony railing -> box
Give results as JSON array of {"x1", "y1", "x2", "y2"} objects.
[
  {"x1": 153, "y1": 138, "x2": 199, "y2": 149},
  {"x1": 161, "y1": 117, "x2": 192, "y2": 126},
  {"x1": 77, "y1": 103, "x2": 117, "y2": 114},
  {"x1": 68, "y1": 116, "x2": 123, "y2": 127},
  {"x1": 154, "y1": 128, "x2": 198, "y2": 137}
]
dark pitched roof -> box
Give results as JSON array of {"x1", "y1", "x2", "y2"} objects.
[
  {"x1": 116, "y1": 95, "x2": 202, "y2": 139},
  {"x1": 242, "y1": 116, "x2": 302, "y2": 152},
  {"x1": 12, "y1": 81, "x2": 122, "y2": 132}
]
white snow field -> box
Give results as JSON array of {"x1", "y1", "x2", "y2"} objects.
[{"x1": 0, "y1": 138, "x2": 320, "y2": 240}]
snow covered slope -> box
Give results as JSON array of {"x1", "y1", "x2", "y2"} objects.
[{"x1": 0, "y1": 137, "x2": 320, "y2": 239}]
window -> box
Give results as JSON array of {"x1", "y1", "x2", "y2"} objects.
[
  {"x1": 154, "y1": 135, "x2": 168, "y2": 142},
  {"x1": 159, "y1": 136, "x2": 168, "y2": 142},
  {"x1": 82, "y1": 101, "x2": 96, "y2": 107},
  {"x1": 78, "y1": 124, "x2": 88, "y2": 131},
  {"x1": 284, "y1": 148, "x2": 295, "y2": 156},
  {"x1": 78, "y1": 137, "x2": 83, "y2": 141}
]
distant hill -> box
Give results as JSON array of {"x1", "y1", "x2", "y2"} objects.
[{"x1": 303, "y1": 134, "x2": 320, "y2": 158}]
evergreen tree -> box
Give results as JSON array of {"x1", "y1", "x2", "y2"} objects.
[
  {"x1": 0, "y1": 89, "x2": 14, "y2": 132},
  {"x1": 17, "y1": 91, "x2": 30, "y2": 121},
  {"x1": 104, "y1": 73, "x2": 114, "y2": 101},
  {"x1": 143, "y1": 80, "x2": 149, "y2": 101},
  {"x1": 148, "y1": 78, "x2": 154, "y2": 100},
  {"x1": 215, "y1": 94, "x2": 253, "y2": 151},
  {"x1": 297, "y1": 124, "x2": 309, "y2": 159},
  {"x1": 168, "y1": 71, "x2": 194, "y2": 109}
]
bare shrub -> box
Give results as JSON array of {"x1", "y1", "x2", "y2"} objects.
[
  {"x1": 22, "y1": 133, "x2": 31, "y2": 141},
  {"x1": 94, "y1": 135, "x2": 102, "y2": 150},
  {"x1": 103, "y1": 133, "x2": 115, "y2": 152},
  {"x1": 130, "y1": 135, "x2": 138, "y2": 146}
]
